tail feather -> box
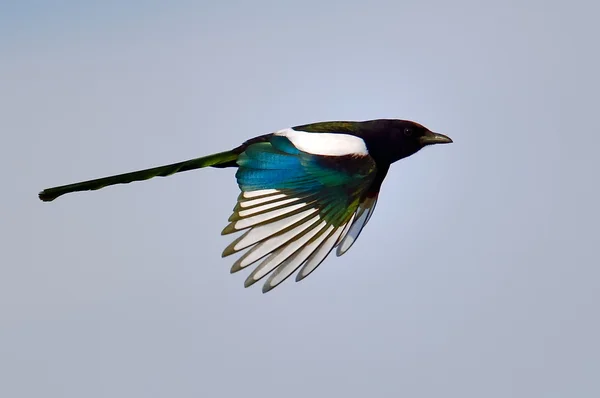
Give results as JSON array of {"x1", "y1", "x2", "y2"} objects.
[{"x1": 39, "y1": 148, "x2": 241, "y2": 202}]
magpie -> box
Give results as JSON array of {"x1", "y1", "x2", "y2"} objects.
[{"x1": 39, "y1": 119, "x2": 453, "y2": 292}]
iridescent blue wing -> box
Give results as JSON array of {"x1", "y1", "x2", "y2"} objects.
[{"x1": 221, "y1": 129, "x2": 379, "y2": 292}]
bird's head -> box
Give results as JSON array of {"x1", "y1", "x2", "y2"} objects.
[{"x1": 362, "y1": 119, "x2": 453, "y2": 163}]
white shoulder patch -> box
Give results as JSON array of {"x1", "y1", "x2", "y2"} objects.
[{"x1": 274, "y1": 128, "x2": 368, "y2": 156}]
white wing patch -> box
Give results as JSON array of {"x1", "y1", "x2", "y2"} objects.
[
  {"x1": 238, "y1": 197, "x2": 298, "y2": 217},
  {"x1": 296, "y1": 226, "x2": 346, "y2": 281},
  {"x1": 221, "y1": 188, "x2": 370, "y2": 293},
  {"x1": 231, "y1": 213, "x2": 320, "y2": 270},
  {"x1": 245, "y1": 220, "x2": 329, "y2": 286},
  {"x1": 242, "y1": 189, "x2": 279, "y2": 198},
  {"x1": 263, "y1": 224, "x2": 334, "y2": 292},
  {"x1": 226, "y1": 207, "x2": 318, "y2": 253},
  {"x1": 274, "y1": 128, "x2": 368, "y2": 156},
  {"x1": 238, "y1": 193, "x2": 287, "y2": 208}
]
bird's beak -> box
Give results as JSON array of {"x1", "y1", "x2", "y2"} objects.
[{"x1": 420, "y1": 131, "x2": 453, "y2": 146}]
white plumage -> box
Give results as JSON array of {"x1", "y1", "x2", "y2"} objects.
[
  {"x1": 274, "y1": 128, "x2": 369, "y2": 156},
  {"x1": 222, "y1": 188, "x2": 372, "y2": 292}
]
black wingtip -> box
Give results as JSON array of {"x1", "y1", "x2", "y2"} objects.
[{"x1": 262, "y1": 284, "x2": 275, "y2": 294}]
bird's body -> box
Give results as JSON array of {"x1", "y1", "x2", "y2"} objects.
[{"x1": 39, "y1": 119, "x2": 452, "y2": 292}]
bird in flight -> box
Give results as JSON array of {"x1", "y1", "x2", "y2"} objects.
[{"x1": 39, "y1": 119, "x2": 452, "y2": 293}]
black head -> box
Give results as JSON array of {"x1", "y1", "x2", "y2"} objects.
[{"x1": 359, "y1": 119, "x2": 453, "y2": 164}]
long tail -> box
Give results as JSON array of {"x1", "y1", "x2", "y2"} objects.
[{"x1": 39, "y1": 147, "x2": 242, "y2": 202}]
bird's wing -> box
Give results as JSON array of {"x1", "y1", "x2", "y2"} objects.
[
  {"x1": 336, "y1": 193, "x2": 378, "y2": 256},
  {"x1": 221, "y1": 129, "x2": 379, "y2": 292}
]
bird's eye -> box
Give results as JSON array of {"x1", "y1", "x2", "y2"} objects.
[{"x1": 404, "y1": 127, "x2": 412, "y2": 136}]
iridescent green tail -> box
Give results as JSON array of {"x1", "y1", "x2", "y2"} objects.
[{"x1": 39, "y1": 148, "x2": 240, "y2": 202}]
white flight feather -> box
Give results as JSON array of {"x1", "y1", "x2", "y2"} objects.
[
  {"x1": 236, "y1": 215, "x2": 321, "y2": 269},
  {"x1": 265, "y1": 223, "x2": 334, "y2": 290},
  {"x1": 232, "y1": 208, "x2": 318, "y2": 251},
  {"x1": 239, "y1": 193, "x2": 287, "y2": 208},
  {"x1": 242, "y1": 189, "x2": 279, "y2": 199},
  {"x1": 233, "y1": 202, "x2": 307, "y2": 230},
  {"x1": 297, "y1": 225, "x2": 346, "y2": 280},
  {"x1": 248, "y1": 220, "x2": 328, "y2": 282},
  {"x1": 237, "y1": 197, "x2": 299, "y2": 218}
]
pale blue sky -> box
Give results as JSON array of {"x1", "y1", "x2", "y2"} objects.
[{"x1": 2, "y1": 1, "x2": 599, "y2": 397}]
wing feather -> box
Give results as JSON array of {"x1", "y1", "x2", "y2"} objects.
[
  {"x1": 296, "y1": 226, "x2": 347, "y2": 281},
  {"x1": 263, "y1": 224, "x2": 337, "y2": 292},
  {"x1": 220, "y1": 133, "x2": 379, "y2": 292},
  {"x1": 336, "y1": 195, "x2": 378, "y2": 256},
  {"x1": 244, "y1": 220, "x2": 330, "y2": 287}
]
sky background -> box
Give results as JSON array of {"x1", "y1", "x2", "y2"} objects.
[{"x1": 2, "y1": 1, "x2": 599, "y2": 397}]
